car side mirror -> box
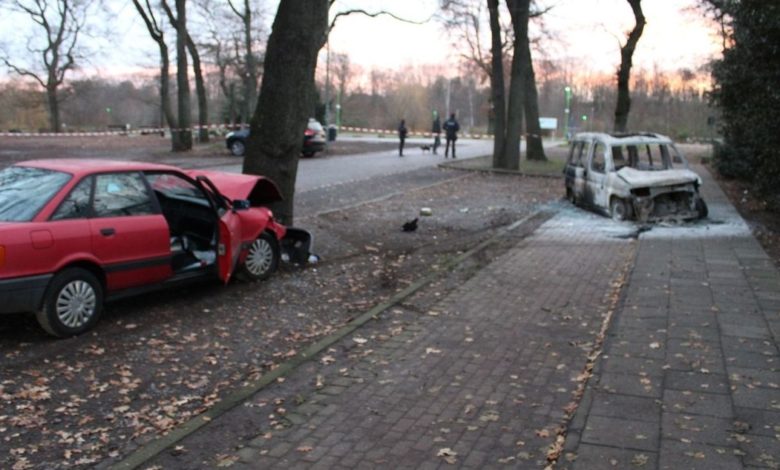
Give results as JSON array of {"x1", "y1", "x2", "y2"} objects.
[{"x1": 232, "y1": 199, "x2": 251, "y2": 211}]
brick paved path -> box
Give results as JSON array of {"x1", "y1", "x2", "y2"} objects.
[
  {"x1": 563, "y1": 167, "x2": 780, "y2": 469},
  {"x1": 148, "y1": 212, "x2": 635, "y2": 468}
]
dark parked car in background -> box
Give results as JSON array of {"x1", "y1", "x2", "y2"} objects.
[{"x1": 225, "y1": 118, "x2": 327, "y2": 157}]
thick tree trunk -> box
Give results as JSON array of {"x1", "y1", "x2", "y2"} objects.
[
  {"x1": 614, "y1": 0, "x2": 645, "y2": 132},
  {"x1": 488, "y1": 0, "x2": 507, "y2": 169},
  {"x1": 46, "y1": 87, "x2": 61, "y2": 133},
  {"x1": 174, "y1": 0, "x2": 192, "y2": 151},
  {"x1": 505, "y1": 0, "x2": 529, "y2": 171},
  {"x1": 242, "y1": 0, "x2": 328, "y2": 225},
  {"x1": 521, "y1": 38, "x2": 546, "y2": 161}
]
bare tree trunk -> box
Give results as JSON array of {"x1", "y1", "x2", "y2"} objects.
[
  {"x1": 1, "y1": 0, "x2": 84, "y2": 133},
  {"x1": 159, "y1": 55, "x2": 177, "y2": 131},
  {"x1": 46, "y1": 87, "x2": 61, "y2": 132},
  {"x1": 132, "y1": 0, "x2": 179, "y2": 150},
  {"x1": 614, "y1": 0, "x2": 645, "y2": 132},
  {"x1": 242, "y1": 0, "x2": 328, "y2": 225},
  {"x1": 228, "y1": 0, "x2": 258, "y2": 123},
  {"x1": 188, "y1": 36, "x2": 209, "y2": 142},
  {"x1": 488, "y1": 0, "x2": 507, "y2": 169},
  {"x1": 174, "y1": 0, "x2": 192, "y2": 150},
  {"x1": 521, "y1": 33, "x2": 546, "y2": 161},
  {"x1": 505, "y1": 0, "x2": 529, "y2": 171}
]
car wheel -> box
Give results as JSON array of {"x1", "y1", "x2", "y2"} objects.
[
  {"x1": 610, "y1": 197, "x2": 631, "y2": 221},
  {"x1": 238, "y1": 232, "x2": 279, "y2": 281},
  {"x1": 696, "y1": 197, "x2": 708, "y2": 219},
  {"x1": 566, "y1": 187, "x2": 575, "y2": 204},
  {"x1": 230, "y1": 140, "x2": 246, "y2": 157},
  {"x1": 302, "y1": 151, "x2": 315, "y2": 158},
  {"x1": 36, "y1": 268, "x2": 103, "y2": 337}
]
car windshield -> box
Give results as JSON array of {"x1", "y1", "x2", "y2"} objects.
[
  {"x1": 611, "y1": 143, "x2": 682, "y2": 171},
  {"x1": 0, "y1": 166, "x2": 71, "y2": 221}
]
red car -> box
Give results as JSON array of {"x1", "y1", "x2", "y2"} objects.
[{"x1": 0, "y1": 159, "x2": 311, "y2": 337}]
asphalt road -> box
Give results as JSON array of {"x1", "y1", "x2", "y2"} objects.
[{"x1": 209, "y1": 136, "x2": 495, "y2": 192}]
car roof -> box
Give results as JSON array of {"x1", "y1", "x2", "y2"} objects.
[
  {"x1": 572, "y1": 132, "x2": 674, "y2": 145},
  {"x1": 15, "y1": 159, "x2": 181, "y2": 176}
]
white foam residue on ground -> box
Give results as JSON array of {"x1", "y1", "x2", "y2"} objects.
[{"x1": 532, "y1": 200, "x2": 751, "y2": 242}]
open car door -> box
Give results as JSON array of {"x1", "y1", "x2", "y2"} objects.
[
  {"x1": 216, "y1": 214, "x2": 242, "y2": 283},
  {"x1": 195, "y1": 175, "x2": 243, "y2": 284}
]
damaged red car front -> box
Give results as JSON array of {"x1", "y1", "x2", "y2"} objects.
[{"x1": 0, "y1": 160, "x2": 313, "y2": 337}]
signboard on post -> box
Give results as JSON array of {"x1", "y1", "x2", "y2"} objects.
[{"x1": 539, "y1": 117, "x2": 558, "y2": 130}]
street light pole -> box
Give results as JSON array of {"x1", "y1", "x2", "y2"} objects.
[{"x1": 563, "y1": 86, "x2": 572, "y2": 141}]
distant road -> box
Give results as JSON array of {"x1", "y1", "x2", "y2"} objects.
[{"x1": 211, "y1": 136, "x2": 538, "y2": 192}]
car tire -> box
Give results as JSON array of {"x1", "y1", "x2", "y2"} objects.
[
  {"x1": 36, "y1": 268, "x2": 103, "y2": 338},
  {"x1": 610, "y1": 197, "x2": 631, "y2": 221},
  {"x1": 696, "y1": 197, "x2": 708, "y2": 219},
  {"x1": 302, "y1": 151, "x2": 315, "y2": 158},
  {"x1": 229, "y1": 140, "x2": 246, "y2": 157},
  {"x1": 238, "y1": 232, "x2": 279, "y2": 282},
  {"x1": 566, "y1": 187, "x2": 576, "y2": 204}
]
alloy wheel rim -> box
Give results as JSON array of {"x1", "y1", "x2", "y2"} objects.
[
  {"x1": 56, "y1": 280, "x2": 97, "y2": 328},
  {"x1": 246, "y1": 238, "x2": 273, "y2": 276}
]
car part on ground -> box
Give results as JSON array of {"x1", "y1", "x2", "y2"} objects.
[{"x1": 563, "y1": 132, "x2": 707, "y2": 223}]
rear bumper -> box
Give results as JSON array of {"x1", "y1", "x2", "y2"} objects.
[
  {"x1": 0, "y1": 274, "x2": 52, "y2": 314},
  {"x1": 303, "y1": 139, "x2": 326, "y2": 154}
]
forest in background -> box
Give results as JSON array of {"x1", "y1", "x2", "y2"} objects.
[{"x1": 0, "y1": 60, "x2": 714, "y2": 141}]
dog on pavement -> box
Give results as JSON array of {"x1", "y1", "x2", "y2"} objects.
[{"x1": 420, "y1": 145, "x2": 431, "y2": 153}]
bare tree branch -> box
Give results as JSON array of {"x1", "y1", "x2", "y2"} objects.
[{"x1": 329, "y1": 9, "x2": 432, "y2": 33}]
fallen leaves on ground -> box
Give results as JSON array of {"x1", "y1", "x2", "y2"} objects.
[{"x1": 436, "y1": 447, "x2": 458, "y2": 464}]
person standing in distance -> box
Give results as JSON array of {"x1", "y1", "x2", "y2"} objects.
[
  {"x1": 431, "y1": 113, "x2": 441, "y2": 155},
  {"x1": 443, "y1": 113, "x2": 460, "y2": 158},
  {"x1": 398, "y1": 119, "x2": 408, "y2": 157}
]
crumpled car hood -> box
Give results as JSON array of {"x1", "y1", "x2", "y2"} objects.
[
  {"x1": 617, "y1": 167, "x2": 700, "y2": 188},
  {"x1": 186, "y1": 170, "x2": 283, "y2": 206}
]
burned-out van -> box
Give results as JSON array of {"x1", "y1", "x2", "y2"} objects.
[{"x1": 563, "y1": 132, "x2": 708, "y2": 222}]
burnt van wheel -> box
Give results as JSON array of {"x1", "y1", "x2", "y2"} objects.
[
  {"x1": 610, "y1": 198, "x2": 631, "y2": 221},
  {"x1": 696, "y1": 198, "x2": 708, "y2": 219}
]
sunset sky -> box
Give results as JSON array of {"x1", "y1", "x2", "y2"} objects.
[
  {"x1": 0, "y1": 0, "x2": 722, "y2": 82},
  {"x1": 327, "y1": 0, "x2": 721, "y2": 74}
]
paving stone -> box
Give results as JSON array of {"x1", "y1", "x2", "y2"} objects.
[
  {"x1": 665, "y1": 370, "x2": 730, "y2": 394},
  {"x1": 597, "y1": 371, "x2": 662, "y2": 398},
  {"x1": 568, "y1": 443, "x2": 658, "y2": 470},
  {"x1": 661, "y1": 412, "x2": 737, "y2": 446},
  {"x1": 663, "y1": 390, "x2": 733, "y2": 418},
  {"x1": 588, "y1": 391, "x2": 661, "y2": 423},
  {"x1": 581, "y1": 415, "x2": 659, "y2": 451},
  {"x1": 600, "y1": 355, "x2": 665, "y2": 377},
  {"x1": 731, "y1": 385, "x2": 780, "y2": 411},
  {"x1": 658, "y1": 439, "x2": 744, "y2": 470}
]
